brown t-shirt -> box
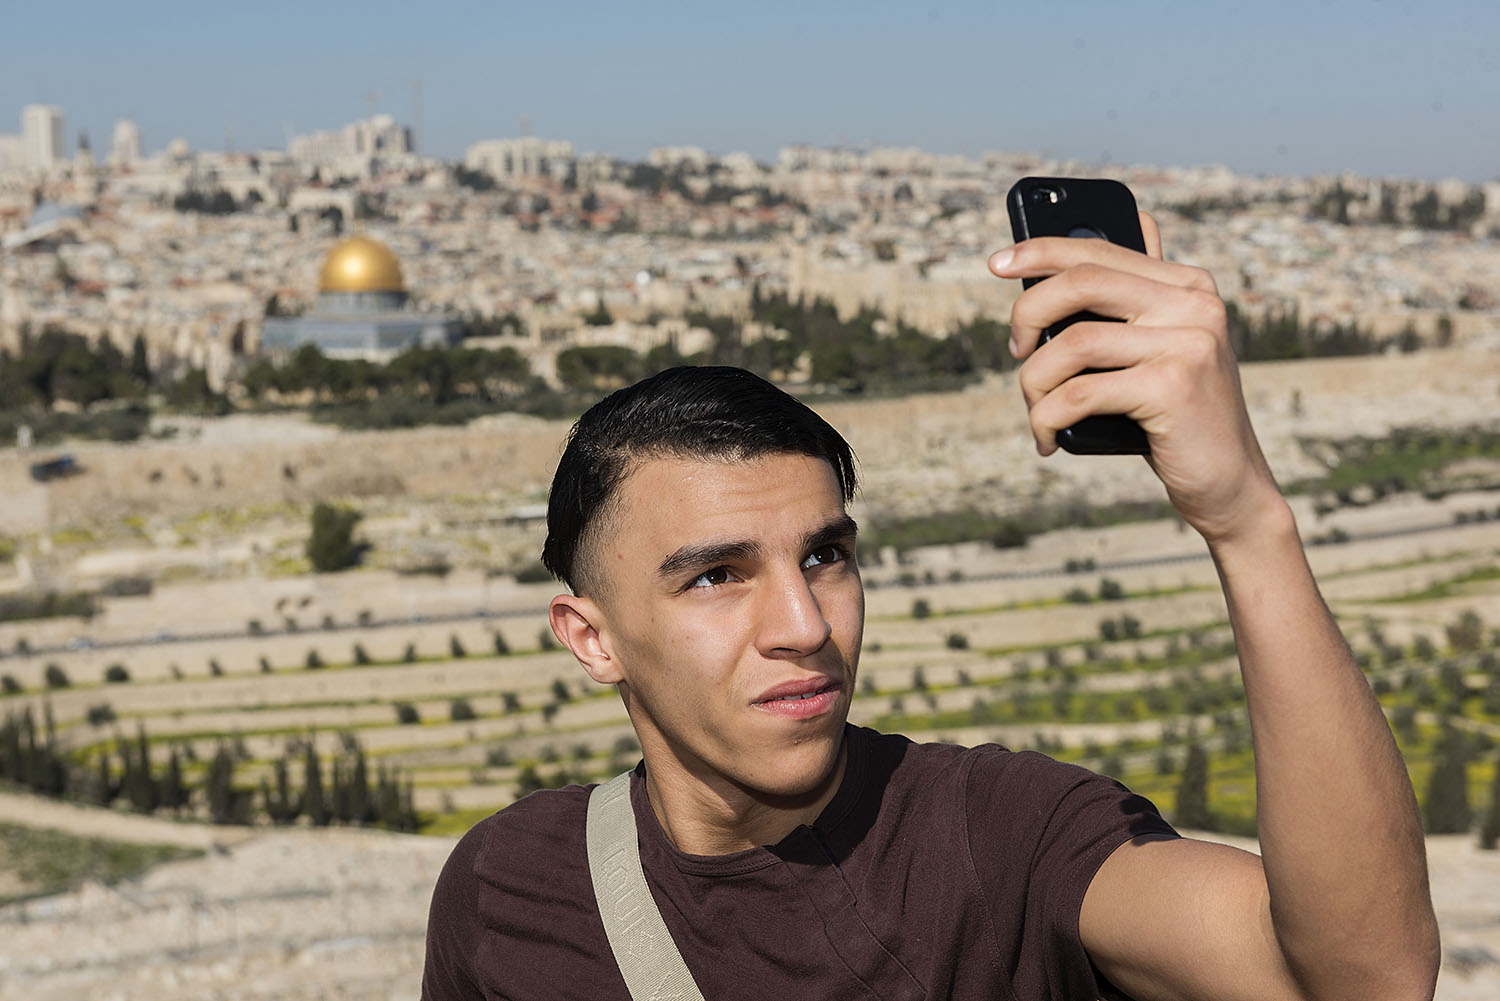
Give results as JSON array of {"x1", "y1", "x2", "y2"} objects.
[{"x1": 422, "y1": 725, "x2": 1175, "y2": 1000}]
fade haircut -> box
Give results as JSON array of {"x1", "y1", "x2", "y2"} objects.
[{"x1": 542, "y1": 366, "x2": 858, "y2": 596}]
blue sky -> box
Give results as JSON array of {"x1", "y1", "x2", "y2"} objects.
[{"x1": 2, "y1": 0, "x2": 1496, "y2": 180}]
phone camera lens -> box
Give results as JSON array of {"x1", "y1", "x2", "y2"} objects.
[{"x1": 1029, "y1": 186, "x2": 1063, "y2": 205}]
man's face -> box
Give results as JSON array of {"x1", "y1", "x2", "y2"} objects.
[{"x1": 588, "y1": 451, "x2": 863, "y2": 803}]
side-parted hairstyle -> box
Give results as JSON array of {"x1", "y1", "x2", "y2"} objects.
[{"x1": 541, "y1": 366, "x2": 858, "y2": 596}]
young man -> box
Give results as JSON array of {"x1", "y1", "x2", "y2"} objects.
[{"x1": 422, "y1": 219, "x2": 1439, "y2": 1001}]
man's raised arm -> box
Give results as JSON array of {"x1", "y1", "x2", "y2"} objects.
[{"x1": 989, "y1": 220, "x2": 1441, "y2": 1001}]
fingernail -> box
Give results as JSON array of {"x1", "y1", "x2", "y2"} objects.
[
  {"x1": 1008, "y1": 335, "x2": 1019, "y2": 357},
  {"x1": 989, "y1": 248, "x2": 1014, "y2": 273}
]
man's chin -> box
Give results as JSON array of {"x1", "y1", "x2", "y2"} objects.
[{"x1": 744, "y1": 727, "x2": 848, "y2": 804}]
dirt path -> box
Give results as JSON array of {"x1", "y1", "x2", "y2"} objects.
[{"x1": 0, "y1": 790, "x2": 254, "y2": 850}]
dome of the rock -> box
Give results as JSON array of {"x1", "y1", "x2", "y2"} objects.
[{"x1": 318, "y1": 235, "x2": 406, "y2": 294}]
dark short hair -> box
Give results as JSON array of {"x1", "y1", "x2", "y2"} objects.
[{"x1": 542, "y1": 366, "x2": 858, "y2": 595}]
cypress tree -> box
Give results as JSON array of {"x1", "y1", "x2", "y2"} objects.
[
  {"x1": 130, "y1": 333, "x2": 151, "y2": 386},
  {"x1": 303, "y1": 742, "x2": 330, "y2": 826},
  {"x1": 33, "y1": 703, "x2": 67, "y2": 796},
  {"x1": 330, "y1": 756, "x2": 344, "y2": 822},
  {"x1": 21, "y1": 708, "x2": 44, "y2": 790},
  {"x1": 161, "y1": 744, "x2": 186, "y2": 813},
  {"x1": 1426, "y1": 727, "x2": 1473, "y2": 834},
  {"x1": 115, "y1": 732, "x2": 136, "y2": 806},
  {"x1": 349, "y1": 745, "x2": 370, "y2": 824},
  {"x1": 95, "y1": 747, "x2": 118, "y2": 806},
  {"x1": 0, "y1": 713, "x2": 15, "y2": 782},
  {"x1": 206, "y1": 743, "x2": 236, "y2": 824},
  {"x1": 1480, "y1": 750, "x2": 1500, "y2": 851},
  {"x1": 261, "y1": 756, "x2": 288, "y2": 823},
  {"x1": 128, "y1": 724, "x2": 159, "y2": 813},
  {"x1": 275, "y1": 755, "x2": 298, "y2": 823},
  {"x1": 1175, "y1": 743, "x2": 1213, "y2": 830},
  {"x1": 373, "y1": 764, "x2": 395, "y2": 827},
  {"x1": 401, "y1": 773, "x2": 418, "y2": 832}
]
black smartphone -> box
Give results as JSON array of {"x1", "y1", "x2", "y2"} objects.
[{"x1": 1005, "y1": 176, "x2": 1149, "y2": 456}]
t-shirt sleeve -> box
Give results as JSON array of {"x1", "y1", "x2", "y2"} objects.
[
  {"x1": 964, "y1": 748, "x2": 1177, "y2": 1001},
  {"x1": 421, "y1": 822, "x2": 490, "y2": 1001}
]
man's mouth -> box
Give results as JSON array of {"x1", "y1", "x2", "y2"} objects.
[{"x1": 753, "y1": 678, "x2": 842, "y2": 717}]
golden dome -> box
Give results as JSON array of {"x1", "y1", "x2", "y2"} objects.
[{"x1": 318, "y1": 235, "x2": 405, "y2": 294}]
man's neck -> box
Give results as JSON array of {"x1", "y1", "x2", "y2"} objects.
[{"x1": 640, "y1": 741, "x2": 848, "y2": 856}]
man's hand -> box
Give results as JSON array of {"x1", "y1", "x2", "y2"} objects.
[{"x1": 988, "y1": 213, "x2": 1284, "y2": 548}]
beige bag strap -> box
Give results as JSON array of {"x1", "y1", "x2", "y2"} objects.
[{"x1": 587, "y1": 770, "x2": 707, "y2": 1001}]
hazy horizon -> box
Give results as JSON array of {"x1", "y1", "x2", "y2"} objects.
[{"x1": 1, "y1": 0, "x2": 1495, "y2": 183}]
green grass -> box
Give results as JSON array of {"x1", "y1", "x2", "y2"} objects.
[
  {"x1": 875, "y1": 674, "x2": 1247, "y2": 733},
  {"x1": 1112, "y1": 746, "x2": 1260, "y2": 836},
  {"x1": 1370, "y1": 564, "x2": 1500, "y2": 604},
  {"x1": 875, "y1": 581, "x2": 1218, "y2": 623},
  {"x1": 0, "y1": 821, "x2": 201, "y2": 903},
  {"x1": 1292, "y1": 425, "x2": 1500, "y2": 498},
  {"x1": 420, "y1": 806, "x2": 500, "y2": 837},
  {"x1": 864, "y1": 497, "x2": 1177, "y2": 555},
  {"x1": 977, "y1": 620, "x2": 1234, "y2": 659},
  {"x1": 1320, "y1": 548, "x2": 1499, "y2": 582}
]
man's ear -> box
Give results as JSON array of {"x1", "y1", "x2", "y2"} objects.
[{"x1": 548, "y1": 592, "x2": 622, "y2": 686}]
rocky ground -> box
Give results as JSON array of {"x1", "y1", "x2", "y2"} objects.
[{"x1": 0, "y1": 810, "x2": 448, "y2": 1001}]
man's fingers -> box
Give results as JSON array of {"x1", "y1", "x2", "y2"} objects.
[
  {"x1": 991, "y1": 234, "x2": 1218, "y2": 359},
  {"x1": 1009, "y1": 268, "x2": 1227, "y2": 359},
  {"x1": 1140, "y1": 211, "x2": 1163, "y2": 259},
  {"x1": 1022, "y1": 326, "x2": 1232, "y2": 454},
  {"x1": 1017, "y1": 321, "x2": 1172, "y2": 409},
  {"x1": 989, "y1": 236, "x2": 1211, "y2": 293},
  {"x1": 1026, "y1": 366, "x2": 1163, "y2": 456}
]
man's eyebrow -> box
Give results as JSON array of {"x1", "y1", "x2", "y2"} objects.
[
  {"x1": 803, "y1": 514, "x2": 859, "y2": 552},
  {"x1": 655, "y1": 539, "x2": 762, "y2": 583},
  {"x1": 653, "y1": 515, "x2": 858, "y2": 584}
]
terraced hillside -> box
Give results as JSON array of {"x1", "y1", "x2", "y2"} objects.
[
  {"x1": 3, "y1": 487, "x2": 1497, "y2": 841},
  {"x1": 4, "y1": 352, "x2": 1500, "y2": 998}
]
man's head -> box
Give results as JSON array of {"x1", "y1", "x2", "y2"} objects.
[
  {"x1": 542, "y1": 366, "x2": 858, "y2": 598},
  {"x1": 542, "y1": 367, "x2": 865, "y2": 816}
]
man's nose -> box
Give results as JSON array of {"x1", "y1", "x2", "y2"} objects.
[{"x1": 756, "y1": 570, "x2": 833, "y2": 657}]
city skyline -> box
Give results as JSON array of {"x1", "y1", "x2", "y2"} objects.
[{"x1": 1, "y1": 0, "x2": 1495, "y2": 182}]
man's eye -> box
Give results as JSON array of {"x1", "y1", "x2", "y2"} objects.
[
  {"x1": 689, "y1": 566, "x2": 734, "y2": 589},
  {"x1": 802, "y1": 545, "x2": 848, "y2": 569}
]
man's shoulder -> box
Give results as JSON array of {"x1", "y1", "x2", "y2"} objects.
[
  {"x1": 844, "y1": 727, "x2": 1032, "y2": 825},
  {"x1": 855, "y1": 725, "x2": 1070, "y2": 789},
  {"x1": 450, "y1": 783, "x2": 596, "y2": 884},
  {"x1": 424, "y1": 783, "x2": 620, "y2": 999},
  {"x1": 852, "y1": 726, "x2": 1144, "y2": 833}
]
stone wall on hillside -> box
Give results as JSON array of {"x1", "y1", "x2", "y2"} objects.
[
  {"x1": 2, "y1": 348, "x2": 1498, "y2": 536},
  {"x1": 0, "y1": 416, "x2": 572, "y2": 535}
]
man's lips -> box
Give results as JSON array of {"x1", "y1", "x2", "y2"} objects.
[
  {"x1": 752, "y1": 676, "x2": 843, "y2": 719},
  {"x1": 753, "y1": 676, "x2": 842, "y2": 705}
]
